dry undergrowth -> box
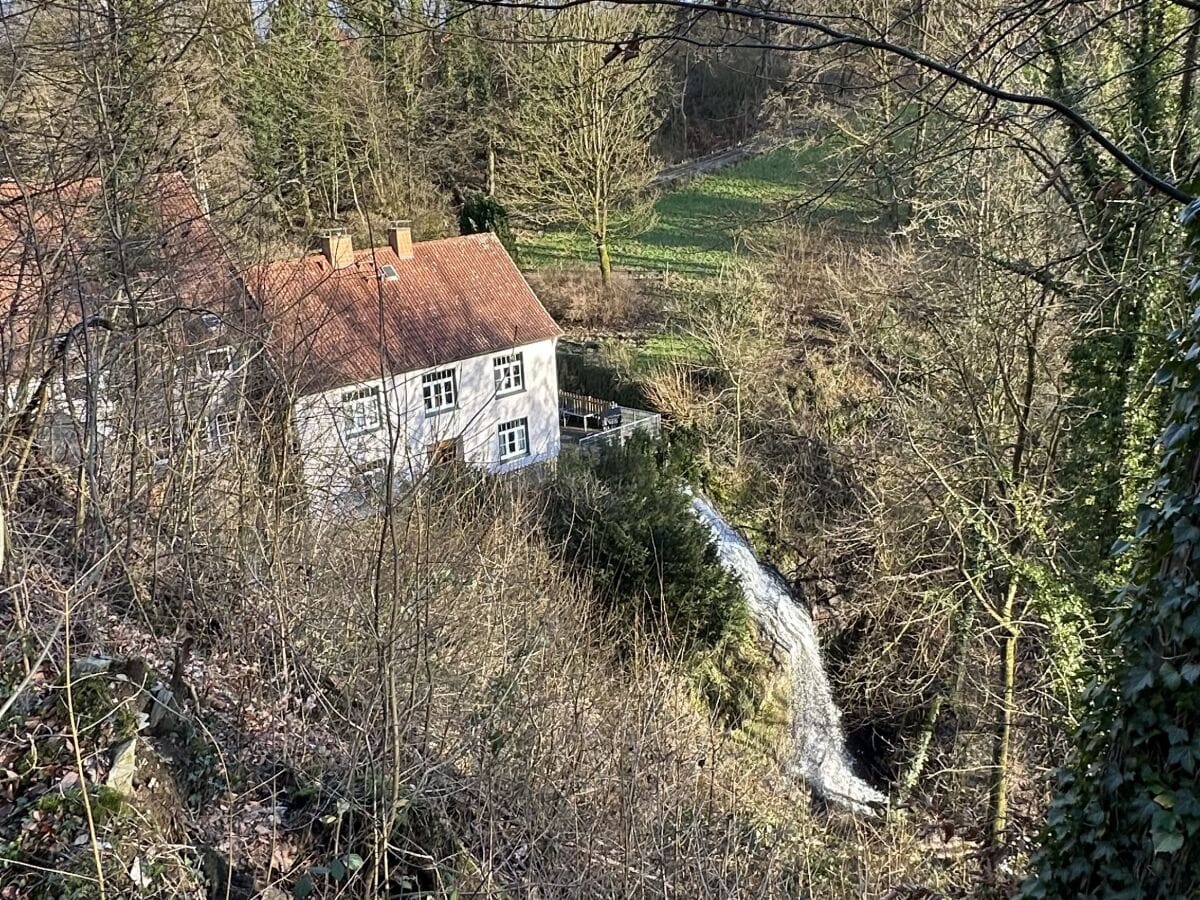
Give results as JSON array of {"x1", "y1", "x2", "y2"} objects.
[
  {"x1": 524, "y1": 268, "x2": 654, "y2": 330},
  {"x1": 2, "y1": 468, "x2": 975, "y2": 898}
]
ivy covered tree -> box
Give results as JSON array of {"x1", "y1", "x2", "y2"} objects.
[
  {"x1": 1048, "y1": 4, "x2": 1191, "y2": 603},
  {"x1": 1019, "y1": 203, "x2": 1200, "y2": 898}
]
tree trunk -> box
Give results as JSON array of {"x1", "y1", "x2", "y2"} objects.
[
  {"x1": 487, "y1": 140, "x2": 496, "y2": 197},
  {"x1": 597, "y1": 239, "x2": 612, "y2": 287},
  {"x1": 989, "y1": 578, "x2": 1019, "y2": 846},
  {"x1": 898, "y1": 693, "x2": 944, "y2": 804}
]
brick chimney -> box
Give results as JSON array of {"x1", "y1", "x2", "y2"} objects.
[
  {"x1": 319, "y1": 230, "x2": 353, "y2": 269},
  {"x1": 387, "y1": 222, "x2": 413, "y2": 260}
]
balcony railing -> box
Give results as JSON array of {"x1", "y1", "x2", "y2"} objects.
[{"x1": 559, "y1": 390, "x2": 661, "y2": 453}]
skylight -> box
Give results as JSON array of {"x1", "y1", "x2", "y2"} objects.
[{"x1": 379, "y1": 264, "x2": 399, "y2": 281}]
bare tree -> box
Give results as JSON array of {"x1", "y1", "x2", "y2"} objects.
[{"x1": 499, "y1": 2, "x2": 665, "y2": 284}]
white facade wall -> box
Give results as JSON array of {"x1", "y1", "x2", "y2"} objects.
[{"x1": 294, "y1": 337, "x2": 560, "y2": 506}]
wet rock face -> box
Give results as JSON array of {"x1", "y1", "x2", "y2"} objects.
[{"x1": 690, "y1": 494, "x2": 886, "y2": 814}]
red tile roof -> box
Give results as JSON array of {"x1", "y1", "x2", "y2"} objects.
[
  {"x1": 248, "y1": 233, "x2": 562, "y2": 394},
  {"x1": 0, "y1": 173, "x2": 244, "y2": 378}
]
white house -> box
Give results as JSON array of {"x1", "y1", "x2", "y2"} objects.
[
  {"x1": 249, "y1": 226, "x2": 563, "y2": 508},
  {"x1": 0, "y1": 174, "x2": 254, "y2": 473}
]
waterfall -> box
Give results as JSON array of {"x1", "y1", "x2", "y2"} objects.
[{"x1": 690, "y1": 493, "x2": 886, "y2": 814}]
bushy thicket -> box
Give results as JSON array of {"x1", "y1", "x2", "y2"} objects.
[
  {"x1": 543, "y1": 435, "x2": 777, "y2": 725},
  {"x1": 458, "y1": 194, "x2": 518, "y2": 260},
  {"x1": 1, "y1": 464, "x2": 972, "y2": 898},
  {"x1": 544, "y1": 433, "x2": 746, "y2": 653}
]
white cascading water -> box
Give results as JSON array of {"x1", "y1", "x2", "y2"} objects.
[{"x1": 690, "y1": 493, "x2": 886, "y2": 814}]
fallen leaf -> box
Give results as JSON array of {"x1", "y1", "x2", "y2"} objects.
[{"x1": 129, "y1": 856, "x2": 153, "y2": 889}]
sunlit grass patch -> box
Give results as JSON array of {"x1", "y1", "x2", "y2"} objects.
[{"x1": 519, "y1": 140, "x2": 858, "y2": 279}]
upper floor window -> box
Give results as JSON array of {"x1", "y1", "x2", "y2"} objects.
[
  {"x1": 493, "y1": 352, "x2": 525, "y2": 395},
  {"x1": 497, "y1": 417, "x2": 529, "y2": 461},
  {"x1": 206, "y1": 348, "x2": 234, "y2": 376},
  {"x1": 342, "y1": 386, "x2": 382, "y2": 436},
  {"x1": 422, "y1": 368, "x2": 456, "y2": 415}
]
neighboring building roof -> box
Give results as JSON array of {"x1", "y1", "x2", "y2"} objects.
[
  {"x1": 0, "y1": 172, "x2": 245, "y2": 381},
  {"x1": 248, "y1": 233, "x2": 563, "y2": 395}
]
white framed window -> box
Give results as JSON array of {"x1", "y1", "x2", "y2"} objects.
[
  {"x1": 350, "y1": 459, "x2": 387, "y2": 507},
  {"x1": 64, "y1": 372, "x2": 90, "y2": 402},
  {"x1": 145, "y1": 425, "x2": 174, "y2": 462},
  {"x1": 342, "y1": 386, "x2": 382, "y2": 436},
  {"x1": 208, "y1": 411, "x2": 237, "y2": 449},
  {"x1": 422, "y1": 368, "x2": 457, "y2": 415},
  {"x1": 206, "y1": 348, "x2": 234, "y2": 376},
  {"x1": 497, "y1": 417, "x2": 529, "y2": 461},
  {"x1": 379, "y1": 264, "x2": 399, "y2": 282},
  {"x1": 493, "y1": 352, "x2": 525, "y2": 395}
]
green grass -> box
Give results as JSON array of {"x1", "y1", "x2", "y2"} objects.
[
  {"x1": 519, "y1": 139, "x2": 862, "y2": 279},
  {"x1": 636, "y1": 333, "x2": 712, "y2": 370}
]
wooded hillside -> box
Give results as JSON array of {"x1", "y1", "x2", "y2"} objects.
[{"x1": 1, "y1": 0, "x2": 1198, "y2": 897}]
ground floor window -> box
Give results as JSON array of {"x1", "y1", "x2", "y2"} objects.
[
  {"x1": 207, "y1": 410, "x2": 237, "y2": 449},
  {"x1": 497, "y1": 417, "x2": 529, "y2": 461},
  {"x1": 427, "y1": 438, "x2": 462, "y2": 467},
  {"x1": 350, "y1": 459, "x2": 388, "y2": 507}
]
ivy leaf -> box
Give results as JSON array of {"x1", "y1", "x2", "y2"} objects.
[
  {"x1": 1161, "y1": 662, "x2": 1183, "y2": 691},
  {"x1": 1153, "y1": 830, "x2": 1185, "y2": 855},
  {"x1": 293, "y1": 875, "x2": 315, "y2": 900},
  {"x1": 1126, "y1": 667, "x2": 1154, "y2": 695},
  {"x1": 346, "y1": 853, "x2": 365, "y2": 872},
  {"x1": 1164, "y1": 423, "x2": 1194, "y2": 449}
]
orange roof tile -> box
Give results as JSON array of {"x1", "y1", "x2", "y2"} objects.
[
  {"x1": 248, "y1": 233, "x2": 562, "y2": 394},
  {"x1": 0, "y1": 173, "x2": 245, "y2": 378}
]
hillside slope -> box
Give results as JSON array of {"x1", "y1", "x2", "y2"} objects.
[{"x1": 1, "y1": 470, "x2": 967, "y2": 898}]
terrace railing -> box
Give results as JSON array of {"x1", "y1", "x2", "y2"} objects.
[
  {"x1": 559, "y1": 390, "x2": 622, "y2": 431},
  {"x1": 560, "y1": 390, "x2": 661, "y2": 452}
]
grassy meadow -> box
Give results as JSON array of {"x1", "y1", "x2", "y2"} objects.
[{"x1": 518, "y1": 140, "x2": 859, "y2": 280}]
